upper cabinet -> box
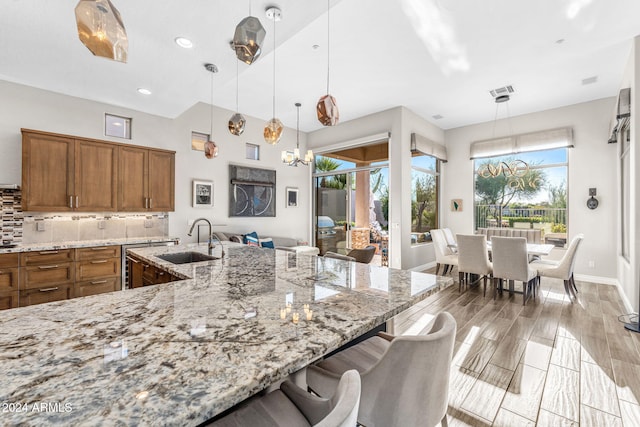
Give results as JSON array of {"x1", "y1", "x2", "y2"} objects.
[
  {"x1": 118, "y1": 146, "x2": 175, "y2": 212},
  {"x1": 21, "y1": 129, "x2": 174, "y2": 212}
]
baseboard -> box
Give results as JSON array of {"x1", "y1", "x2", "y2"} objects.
[{"x1": 410, "y1": 261, "x2": 436, "y2": 272}]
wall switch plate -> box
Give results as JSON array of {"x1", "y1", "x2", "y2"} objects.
[
  {"x1": 144, "y1": 220, "x2": 153, "y2": 228},
  {"x1": 98, "y1": 220, "x2": 106, "y2": 229},
  {"x1": 36, "y1": 222, "x2": 45, "y2": 232}
]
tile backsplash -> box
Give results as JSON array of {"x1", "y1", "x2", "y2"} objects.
[{"x1": 0, "y1": 188, "x2": 170, "y2": 245}]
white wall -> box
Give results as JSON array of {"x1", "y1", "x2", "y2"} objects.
[
  {"x1": 308, "y1": 106, "x2": 445, "y2": 270},
  {"x1": 443, "y1": 98, "x2": 618, "y2": 281},
  {"x1": 0, "y1": 80, "x2": 310, "y2": 244}
]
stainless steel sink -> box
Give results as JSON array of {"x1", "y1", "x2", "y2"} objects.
[{"x1": 156, "y1": 252, "x2": 219, "y2": 264}]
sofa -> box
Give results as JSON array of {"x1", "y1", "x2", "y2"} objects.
[
  {"x1": 212, "y1": 231, "x2": 319, "y2": 254},
  {"x1": 476, "y1": 227, "x2": 542, "y2": 244}
]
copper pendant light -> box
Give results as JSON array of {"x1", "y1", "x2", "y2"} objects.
[
  {"x1": 317, "y1": 0, "x2": 339, "y2": 126},
  {"x1": 263, "y1": 7, "x2": 283, "y2": 145},
  {"x1": 204, "y1": 63, "x2": 219, "y2": 159}
]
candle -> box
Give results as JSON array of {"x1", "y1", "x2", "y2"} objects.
[
  {"x1": 286, "y1": 303, "x2": 292, "y2": 313},
  {"x1": 280, "y1": 308, "x2": 286, "y2": 320},
  {"x1": 292, "y1": 312, "x2": 300, "y2": 324},
  {"x1": 303, "y1": 304, "x2": 310, "y2": 313},
  {"x1": 306, "y1": 310, "x2": 313, "y2": 321}
]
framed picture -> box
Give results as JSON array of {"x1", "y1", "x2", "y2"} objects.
[
  {"x1": 451, "y1": 199, "x2": 463, "y2": 212},
  {"x1": 286, "y1": 187, "x2": 299, "y2": 208},
  {"x1": 193, "y1": 180, "x2": 213, "y2": 207}
]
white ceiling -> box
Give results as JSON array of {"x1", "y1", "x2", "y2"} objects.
[{"x1": 1, "y1": 0, "x2": 639, "y2": 132}]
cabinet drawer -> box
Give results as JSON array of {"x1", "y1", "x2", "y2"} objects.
[
  {"x1": 20, "y1": 249, "x2": 74, "y2": 266},
  {"x1": 76, "y1": 258, "x2": 120, "y2": 281},
  {"x1": 74, "y1": 277, "x2": 120, "y2": 298},
  {"x1": 0, "y1": 253, "x2": 19, "y2": 268},
  {"x1": 19, "y1": 284, "x2": 72, "y2": 307},
  {"x1": 76, "y1": 246, "x2": 121, "y2": 261},
  {"x1": 21, "y1": 262, "x2": 74, "y2": 289},
  {"x1": 0, "y1": 291, "x2": 19, "y2": 310},
  {"x1": 0, "y1": 267, "x2": 19, "y2": 291}
]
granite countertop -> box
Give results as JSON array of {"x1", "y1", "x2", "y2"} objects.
[
  {"x1": 0, "y1": 243, "x2": 453, "y2": 426},
  {"x1": 0, "y1": 236, "x2": 180, "y2": 254}
]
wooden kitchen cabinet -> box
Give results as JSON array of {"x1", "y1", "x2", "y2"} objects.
[
  {"x1": 0, "y1": 253, "x2": 20, "y2": 310},
  {"x1": 19, "y1": 249, "x2": 75, "y2": 307},
  {"x1": 127, "y1": 253, "x2": 177, "y2": 288},
  {"x1": 74, "y1": 246, "x2": 121, "y2": 297},
  {"x1": 118, "y1": 146, "x2": 175, "y2": 211},
  {"x1": 21, "y1": 129, "x2": 174, "y2": 212}
]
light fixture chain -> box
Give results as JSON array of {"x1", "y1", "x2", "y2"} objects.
[
  {"x1": 235, "y1": 59, "x2": 240, "y2": 112},
  {"x1": 210, "y1": 72, "x2": 214, "y2": 137},
  {"x1": 273, "y1": 13, "x2": 276, "y2": 117},
  {"x1": 326, "y1": 0, "x2": 330, "y2": 95},
  {"x1": 296, "y1": 104, "x2": 300, "y2": 149}
]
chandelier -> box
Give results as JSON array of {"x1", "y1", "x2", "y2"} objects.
[{"x1": 282, "y1": 103, "x2": 313, "y2": 166}]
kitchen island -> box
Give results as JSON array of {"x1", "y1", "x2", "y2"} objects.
[{"x1": 0, "y1": 243, "x2": 452, "y2": 426}]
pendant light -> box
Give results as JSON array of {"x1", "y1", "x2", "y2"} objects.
[
  {"x1": 232, "y1": 0, "x2": 266, "y2": 65},
  {"x1": 228, "y1": 59, "x2": 246, "y2": 135},
  {"x1": 75, "y1": 0, "x2": 128, "y2": 62},
  {"x1": 264, "y1": 7, "x2": 283, "y2": 145},
  {"x1": 282, "y1": 103, "x2": 313, "y2": 166},
  {"x1": 316, "y1": 0, "x2": 339, "y2": 126},
  {"x1": 204, "y1": 63, "x2": 219, "y2": 159}
]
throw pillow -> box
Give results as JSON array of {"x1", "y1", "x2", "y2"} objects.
[
  {"x1": 242, "y1": 231, "x2": 259, "y2": 244},
  {"x1": 259, "y1": 238, "x2": 275, "y2": 249},
  {"x1": 246, "y1": 235, "x2": 260, "y2": 247},
  {"x1": 229, "y1": 235, "x2": 243, "y2": 244}
]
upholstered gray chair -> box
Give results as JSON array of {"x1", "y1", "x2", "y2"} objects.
[
  {"x1": 307, "y1": 311, "x2": 456, "y2": 427},
  {"x1": 531, "y1": 234, "x2": 584, "y2": 300},
  {"x1": 324, "y1": 251, "x2": 356, "y2": 262},
  {"x1": 431, "y1": 229, "x2": 458, "y2": 275},
  {"x1": 345, "y1": 245, "x2": 376, "y2": 264},
  {"x1": 491, "y1": 236, "x2": 538, "y2": 305},
  {"x1": 211, "y1": 370, "x2": 361, "y2": 427},
  {"x1": 456, "y1": 234, "x2": 492, "y2": 296}
]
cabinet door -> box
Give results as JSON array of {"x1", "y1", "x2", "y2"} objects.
[
  {"x1": 75, "y1": 140, "x2": 118, "y2": 211},
  {"x1": 74, "y1": 277, "x2": 120, "y2": 298},
  {"x1": 22, "y1": 132, "x2": 74, "y2": 211},
  {"x1": 118, "y1": 146, "x2": 148, "y2": 211},
  {"x1": 20, "y1": 284, "x2": 72, "y2": 307},
  {"x1": 0, "y1": 291, "x2": 19, "y2": 310},
  {"x1": 76, "y1": 258, "x2": 120, "y2": 281},
  {"x1": 148, "y1": 150, "x2": 175, "y2": 211}
]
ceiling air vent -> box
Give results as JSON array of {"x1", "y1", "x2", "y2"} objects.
[{"x1": 489, "y1": 85, "x2": 514, "y2": 98}]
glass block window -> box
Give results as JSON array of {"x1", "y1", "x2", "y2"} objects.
[{"x1": 105, "y1": 114, "x2": 131, "y2": 139}]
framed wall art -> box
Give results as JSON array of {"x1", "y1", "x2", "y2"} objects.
[
  {"x1": 193, "y1": 179, "x2": 213, "y2": 207},
  {"x1": 286, "y1": 187, "x2": 299, "y2": 207},
  {"x1": 229, "y1": 165, "x2": 276, "y2": 217}
]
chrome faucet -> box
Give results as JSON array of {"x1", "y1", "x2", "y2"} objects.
[{"x1": 187, "y1": 218, "x2": 214, "y2": 256}]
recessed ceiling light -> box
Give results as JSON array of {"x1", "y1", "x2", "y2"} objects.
[
  {"x1": 555, "y1": 38, "x2": 565, "y2": 44},
  {"x1": 175, "y1": 37, "x2": 193, "y2": 49},
  {"x1": 137, "y1": 88, "x2": 152, "y2": 95},
  {"x1": 312, "y1": 44, "x2": 320, "y2": 50}
]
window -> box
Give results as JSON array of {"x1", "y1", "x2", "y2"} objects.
[
  {"x1": 191, "y1": 131, "x2": 208, "y2": 151},
  {"x1": 474, "y1": 148, "x2": 568, "y2": 245},
  {"x1": 621, "y1": 125, "x2": 630, "y2": 260},
  {"x1": 411, "y1": 154, "x2": 439, "y2": 245},
  {"x1": 246, "y1": 143, "x2": 260, "y2": 160},
  {"x1": 105, "y1": 114, "x2": 131, "y2": 139}
]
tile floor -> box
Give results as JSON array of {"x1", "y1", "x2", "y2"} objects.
[{"x1": 393, "y1": 269, "x2": 640, "y2": 426}]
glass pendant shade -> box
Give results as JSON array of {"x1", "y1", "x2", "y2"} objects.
[
  {"x1": 228, "y1": 113, "x2": 246, "y2": 136},
  {"x1": 75, "y1": 0, "x2": 128, "y2": 63},
  {"x1": 204, "y1": 140, "x2": 219, "y2": 159},
  {"x1": 233, "y1": 16, "x2": 266, "y2": 65},
  {"x1": 263, "y1": 118, "x2": 283, "y2": 145},
  {"x1": 317, "y1": 94, "x2": 339, "y2": 126}
]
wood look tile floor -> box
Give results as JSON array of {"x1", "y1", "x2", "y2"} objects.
[{"x1": 394, "y1": 268, "x2": 640, "y2": 427}]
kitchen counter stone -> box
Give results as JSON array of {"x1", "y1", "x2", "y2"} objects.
[
  {"x1": 0, "y1": 236, "x2": 179, "y2": 254},
  {"x1": 0, "y1": 242, "x2": 452, "y2": 426}
]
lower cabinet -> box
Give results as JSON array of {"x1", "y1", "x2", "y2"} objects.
[
  {"x1": 74, "y1": 277, "x2": 120, "y2": 298},
  {"x1": 0, "y1": 291, "x2": 19, "y2": 310},
  {"x1": 128, "y1": 254, "x2": 178, "y2": 288},
  {"x1": 19, "y1": 284, "x2": 73, "y2": 307}
]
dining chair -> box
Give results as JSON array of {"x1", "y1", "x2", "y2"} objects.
[
  {"x1": 345, "y1": 245, "x2": 376, "y2": 264},
  {"x1": 211, "y1": 370, "x2": 361, "y2": 427},
  {"x1": 324, "y1": 251, "x2": 356, "y2": 262},
  {"x1": 491, "y1": 236, "x2": 538, "y2": 305},
  {"x1": 456, "y1": 234, "x2": 492, "y2": 296},
  {"x1": 307, "y1": 311, "x2": 456, "y2": 427},
  {"x1": 530, "y1": 234, "x2": 584, "y2": 300},
  {"x1": 431, "y1": 229, "x2": 458, "y2": 275},
  {"x1": 442, "y1": 228, "x2": 457, "y2": 252}
]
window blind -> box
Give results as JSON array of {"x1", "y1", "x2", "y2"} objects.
[
  {"x1": 411, "y1": 133, "x2": 448, "y2": 162},
  {"x1": 470, "y1": 127, "x2": 573, "y2": 159}
]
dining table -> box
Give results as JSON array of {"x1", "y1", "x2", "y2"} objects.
[{"x1": 0, "y1": 243, "x2": 453, "y2": 426}]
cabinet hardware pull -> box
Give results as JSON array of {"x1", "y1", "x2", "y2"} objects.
[
  {"x1": 69, "y1": 196, "x2": 73, "y2": 208},
  {"x1": 149, "y1": 198, "x2": 153, "y2": 209},
  {"x1": 76, "y1": 196, "x2": 79, "y2": 208},
  {"x1": 90, "y1": 260, "x2": 109, "y2": 264},
  {"x1": 39, "y1": 287, "x2": 59, "y2": 292},
  {"x1": 38, "y1": 265, "x2": 59, "y2": 270},
  {"x1": 39, "y1": 251, "x2": 59, "y2": 255},
  {"x1": 91, "y1": 280, "x2": 108, "y2": 285},
  {"x1": 145, "y1": 198, "x2": 148, "y2": 209},
  {"x1": 91, "y1": 247, "x2": 108, "y2": 251},
  {"x1": 126, "y1": 256, "x2": 140, "y2": 264}
]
